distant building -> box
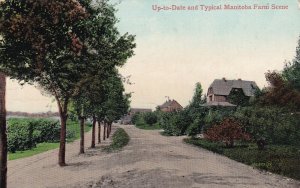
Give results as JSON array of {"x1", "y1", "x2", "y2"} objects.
[
  {"x1": 121, "y1": 108, "x2": 152, "y2": 125},
  {"x1": 158, "y1": 99, "x2": 183, "y2": 112},
  {"x1": 205, "y1": 78, "x2": 258, "y2": 106},
  {"x1": 129, "y1": 108, "x2": 152, "y2": 116}
]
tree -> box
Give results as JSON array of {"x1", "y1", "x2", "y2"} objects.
[
  {"x1": 189, "y1": 82, "x2": 205, "y2": 108},
  {"x1": 227, "y1": 88, "x2": 250, "y2": 106},
  {"x1": 259, "y1": 37, "x2": 300, "y2": 111},
  {"x1": 0, "y1": 0, "x2": 135, "y2": 166},
  {"x1": 283, "y1": 37, "x2": 300, "y2": 91},
  {"x1": 185, "y1": 82, "x2": 207, "y2": 136},
  {"x1": 102, "y1": 71, "x2": 131, "y2": 137},
  {"x1": 0, "y1": 72, "x2": 6, "y2": 188},
  {"x1": 0, "y1": 0, "x2": 88, "y2": 167}
]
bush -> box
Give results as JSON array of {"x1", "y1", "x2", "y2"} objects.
[
  {"x1": 234, "y1": 106, "x2": 300, "y2": 146},
  {"x1": 103, "y1": 128, "x2": 130, "y2": 152},
  {"x1": 131, "y1": 113, "x2": 141, "y2": 125},
  {"x1": 204, "y1": 118, "x2": 251, "y2": 147},
  {"x1": 159, "y1": 110, "x2": 192, "y2": 136},
  {"x1": 203, "y1": 107, "x2": 236, "y2": 131},
  {"x1": 186, "y1": 118, "x2": 202, "y2": 137},
  {"x1": 7, "y1": 118, "x2": 60, "y2": 152},
  {"x1": 143, "y1": 112, "x2": 158, "y2": 126}
]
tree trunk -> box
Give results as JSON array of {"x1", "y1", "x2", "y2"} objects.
[
  {"x1": 109, "y1": 123, "x2": 112, "y2": 136},
  {"x1": 103, "y1": 122, "x2": 106, "y2": 141},
  {"x1": 97, "y1": 120, "x2": 101, "y2": 144},
  {"x1": 0, "y1": 73, "x2": 7, "y2": 188},
  {"x1": 79, "y1": 117, "x2": 85, "y2": 154},
  {"x1": 91, "y1": 116, "x2": 96, "y2": 148},
  {"x1": 107, "y1": 122, "x2": 110, "y2": 138},
  {"x1": 57, "y1": 99, "x2": 68, "y2": 167}
]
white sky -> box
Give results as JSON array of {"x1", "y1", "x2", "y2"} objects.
[{"x1": 5, "y1": 0, "x2": 300, "y2": 112}]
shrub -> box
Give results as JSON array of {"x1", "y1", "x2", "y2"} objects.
[
  {"x1": 186, "y1": 118, "x2": 202, "y2": 137},
  {"x1": 204, "y1": 118, "x2": 251, "y2": 147},
  {"x1": 143, "y1": 112, "x2": 158, "y2": 126},
  {"x1": 103, "y1": 128, "x2": 130, "y2": 152},
  {"x1": 234, "y1": 106, "x2": 300, "y2": 146},
  {"x1": 159, "y1": 110, "x2": 192, "y2": 136},
  {"x1": 131, "y1": 113, "x2": 139, "y2": 124},
  {"x1": 7, "y1": 118, "x2": 60, "y2": 152},
  {"x1": 203, "y1": 107, "x2": 236, "y2": 131}
]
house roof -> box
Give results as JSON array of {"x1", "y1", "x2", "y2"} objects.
[
  {"x1": 208, "y1": 79, "x2": 258, "y2": 97},
  {"x1": 202, "y1": 101, "x2": 237, "y2": 107},
  {"x1": 159, "y1": 100, "x2": 182, "y2": 109}
]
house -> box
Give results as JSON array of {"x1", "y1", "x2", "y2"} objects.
[
  {"x1": 158, "y1": 99, "x2": 183, "y2": 112},
  {"x1": 205, "y1": 78, "x2": 258, "y2": 106}
]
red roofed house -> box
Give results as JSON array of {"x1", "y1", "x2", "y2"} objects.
[{"x1": 158, "y1": 99, "x2": 183, "y2": 112}]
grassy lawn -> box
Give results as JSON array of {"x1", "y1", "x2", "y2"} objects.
[
  {"x1": 135, "y1": 120, "x2": 161, "y2": 130},
  {"x1": 103, "y1": 128, "x2": 130, "y2": 152},
  {"x1": 8, "y1": 120, "x2": 92, "y2": 160},
  {"x1": 9, "y1": 142, "x2": 59, "y2": 160},
  {"x1": 184, "y1": 138, "x2": 300, "y2": 181}
]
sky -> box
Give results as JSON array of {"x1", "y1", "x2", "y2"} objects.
[{"x1": 6, "y1": 0, "x2": 300, "y2": 112}]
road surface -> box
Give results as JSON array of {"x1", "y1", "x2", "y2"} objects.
[{"x1": 8, "y1": 124, "x2": 300, "y2": 188}]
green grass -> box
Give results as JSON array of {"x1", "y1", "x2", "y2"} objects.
[
  {"x1": 8, "y1": 120, "x2": 92, "y2": 160},
  {"x1": 103, "y1": 128, "x2": 130, "y2": 152},
  {"x1": 9, "y1": 142, "x2": 59, "y2": 160},
  {"x1": 184, "y1": 138, "x2": 300, "y2": 181}
]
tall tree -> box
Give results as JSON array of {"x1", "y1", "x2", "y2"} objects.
[
  {"x1": 190, "y1": 82, "x2": 203, "y2": 106},
  {"x1": 0, "y1": 72, "x2": 6, "y2": 188},
  {"x1": 0, "y1": 0, "x2": 135, "y2": 166},
  {"x1": 259, "y1": 37, "x2": 300, "y2": 111}
]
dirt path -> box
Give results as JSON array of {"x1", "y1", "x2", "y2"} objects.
[{"x1": 8, "y1": 124, "x2": 300, "y2": 188}]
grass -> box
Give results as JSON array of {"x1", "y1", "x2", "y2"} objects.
[
  {"x1": 8, "y1": 120, "x2": 92, "y2": 160},
  {"x1": 103, "y1": 128, "x2": 130, "y2": 152},
  {"x1": 184, "y1": 138, "x2": 300, "y2": 181},
  {"x1": 9, "y1": 142, "x2": 59, "y2": 160}
]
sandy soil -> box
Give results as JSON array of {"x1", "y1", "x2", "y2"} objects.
[{"x1": 7, "y1": 124, "x2": 300, "y2": 188}]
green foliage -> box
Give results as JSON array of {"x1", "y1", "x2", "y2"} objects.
[
  {"x1": 234, "y1": 106, "x2": 300, "y2": 146},
  {"x1": 185, "y1": 138, "x2": 300, "y2": 180},
  {"x1": 227, "y1": 88, "x2": 250, "y2": 106},
  {"x1": 189, "y1": 82, "x2": 205, "y2": 108},
  {"x1": 282, "y1": 37, "x2": 300, "y2": 92},
  {"x1": 143, "y1": 112, "x2": 158, "y2": 126},
  {"x1": 186, "y1": 118, "x2": 202, "y2": 137},
  {"x1": 131, "y1": 113, "x2": 140, "y2": 125},
  {"x1": 103, "y1": 128, "x2": 130, "y2": 152},
  {"x1": 159, "y1": 110, "x2": 192, "y2": 136},
  {"x1": 7, "y1": 118, "x2": 92, "y2": 153},
  {"x1": 136, "y1": 122, "x2": 161, "y2": 130},
  {"x1": 7, "y1": 118, "x2": 60, "y2": 152},
  {"x1": 203, "y1": 107, "x2": 235, "y2": 131}
]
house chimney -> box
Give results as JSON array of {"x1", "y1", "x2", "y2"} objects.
[
  {"x1": 222, "y1": 77, "x2": 226, "y2": 82},
  {"x1": 238, "y1": 78, "x2": 242, "y2": 81}
]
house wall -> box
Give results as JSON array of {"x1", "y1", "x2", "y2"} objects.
[{"x1": 214, "y1": 95, "x2": 227, "y2": 102}]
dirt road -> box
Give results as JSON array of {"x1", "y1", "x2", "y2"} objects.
[{"x1": 8, "y1": 124, "x2": 300, "y2": 188}]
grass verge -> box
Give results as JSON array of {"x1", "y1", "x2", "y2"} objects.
[
  {"x1": 103, "y1": 128, "x2": 130, "y2": 152},
  {"x1": 8, "y1": 120, "x2": 92, "y2": 160},
  {"x1": 184, "y1": 138, "x2": 300, "y2": 181}
]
